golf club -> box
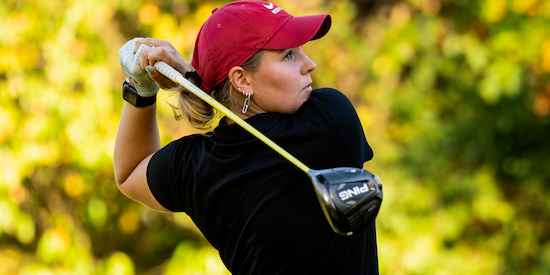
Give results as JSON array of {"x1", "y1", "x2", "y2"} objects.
[{"x1": 154, "y1": 61, "x2": 383, "y2": 236}]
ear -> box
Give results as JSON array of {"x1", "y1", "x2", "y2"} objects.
[{"x1": 228, "y1": 66, "x2": 253, "y2": 95}]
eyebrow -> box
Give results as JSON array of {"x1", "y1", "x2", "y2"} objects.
[{"x1": 264, "y1": 49, "x2": 288, "y2": 58}]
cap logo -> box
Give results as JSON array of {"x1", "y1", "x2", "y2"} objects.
[{"x1": 263, "y1": 2, "x2": 283, "y2": 14}]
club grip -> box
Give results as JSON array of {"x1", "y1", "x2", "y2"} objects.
[{"x1": 154, "y1": 61, "x2": 185, "y2": 84}]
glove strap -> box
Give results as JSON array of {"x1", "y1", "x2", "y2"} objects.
[{"x1": 122, "y1": 81, "x2": 157, "y2": 107}]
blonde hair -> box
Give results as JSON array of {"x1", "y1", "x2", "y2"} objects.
[{"x1": 176, "y1": 50, "x2": 266, "y2": 131}]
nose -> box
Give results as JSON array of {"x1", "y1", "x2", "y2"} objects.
[{"x1": 301, "y1": 52, "x2": 317, "y2": 74}]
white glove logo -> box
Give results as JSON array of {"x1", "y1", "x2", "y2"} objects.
[{"x1": 126, "y1": 74, "x2": 142, "y2": 87}]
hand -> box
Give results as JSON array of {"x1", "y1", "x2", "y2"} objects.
[
  {"x1": 134, "y1": 38, "x2": 194, "y2": 91},
  {"x1": 118, "y1": 38, "x2": 159, "y2": 97}
]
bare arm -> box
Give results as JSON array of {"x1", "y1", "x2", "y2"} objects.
[
  {"x1": 113, "y1": 101, "x2": 170, "y2": 212},
  {"x1": 114, "y1": 38, "x2": 192, "y2": 212}
]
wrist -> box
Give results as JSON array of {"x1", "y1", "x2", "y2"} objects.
[{"x1": 122, "y1": 81, "x2": 157, "y2": 107}]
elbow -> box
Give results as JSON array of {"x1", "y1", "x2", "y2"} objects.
[
  {"x1": 113, "y1": 164, "x2": 124, "y2": 186},
  {"x1": 113, "y1": 155, "x2": 135, "y2": 186},
  {"x1": 113, "y1": 167, "x2": 134, "y2": 188},
  {"x1": 113, "y1": 172, "x2": 133, "y2": 200},
  {"x1": 113, "y1": 162, "x2": 130, "y2": 187},
  {"x1": 114, "y1": 174, "x2": 125, "y2": 187},
  {"x1": 114, "y1": 175, "x2": 127, "y2": 195}
]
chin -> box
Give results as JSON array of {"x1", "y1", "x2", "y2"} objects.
[
  {"x1": 301, "y1": 91, "x2": 312, "y2": 103},
  {"x1": 290, "y1": 95, "x2": 310, "y2": 113}
]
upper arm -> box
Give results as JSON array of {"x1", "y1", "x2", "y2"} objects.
[{"x1": 117, "y1": 152, "x2": 172, "y2": 212}]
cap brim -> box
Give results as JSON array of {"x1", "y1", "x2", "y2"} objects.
[{"x1": 263, "y1": 14, "x2": 331, "y2": 49}]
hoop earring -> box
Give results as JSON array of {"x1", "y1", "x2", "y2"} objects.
[{"x1": 242, "y1": 92, "x2": 251, "y2": 114}]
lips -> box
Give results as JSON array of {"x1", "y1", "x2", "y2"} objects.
[{"x1": 302, "y1": 83, "x2": 313, "y2": 92}]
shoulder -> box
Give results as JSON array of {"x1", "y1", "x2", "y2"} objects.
[
  {"x1": 148, "y1": 134, "x2": 206, "y2": 182},
  {"x1": 158, "y1": 134, "x2": 204, "y2": 152},
  {"x1": 306, "y1": 88, "x2": 358, "y2": 121},
  {"x1": 149, "y1": 134, "x2": 204, "y2": 168},
  {"x1": 310, "y1": 88, "x2": 349, "y2": 104},
  {"x1": 310, "y1": 88, "x2": 355, "y2": 112},
  {"x1": 306, "y1": 87, "x2": 374, "y2": 164}
]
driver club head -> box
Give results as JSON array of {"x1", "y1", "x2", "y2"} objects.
[{"x1": 308, "y1": 168, "x2": 383, "y2": 236}]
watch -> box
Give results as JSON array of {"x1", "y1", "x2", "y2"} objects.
[{"x1": 122, "y1": 81, "x2": 157, "y2": 107}]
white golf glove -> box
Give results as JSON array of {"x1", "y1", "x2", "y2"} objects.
[{"x1": 118, "y1": 38, "x2": 159, "y2": 97}]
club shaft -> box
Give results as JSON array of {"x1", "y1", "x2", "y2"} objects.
[{"x1": 154, "y1": 61, "x2": 310, "y2": 174}]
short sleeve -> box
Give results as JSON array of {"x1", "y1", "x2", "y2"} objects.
[{"x1": 146, "y1": 138, "x2": 193, "y2": 212}]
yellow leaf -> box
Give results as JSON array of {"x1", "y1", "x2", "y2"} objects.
[
  {"x1": 105, "y1": 252, "x2": 135, "y2": 275},
  {"x1": 513, "y1": 0, "x2": 538, "y2": 15},
  {"x1": 64, "y1": 173, "x2": 85, "y2": 197},
  {"x1": 69, "y1": 39, "x2": 89, "y2": 59},
  {"x1": 139, "y1": 2, "x2": 160, "y2": 25},
  {"x1": 118, "y1": 210, "x2": 140, "y2": 234},
  {"x1": 372, "y1": 55, "x2": 392, "y2": 77},
  {"x1": 534, "y1": 92, "x2": 550, "y2": 117},
  {"x1": 483, "y1": 0, "x2": 507, "y2": 23},
  {"x1": 196, "y1": 4, "x2": 217, "y2": 24},
  {"x1": 8, "y1": 184, "x2": 26, "y2": 205},
  {"x1": 541, "y1": 38, "x2": 550, "y2": 72},
  {"x1": 16, "y1": 212, "x2": 35, "y2": 244}
]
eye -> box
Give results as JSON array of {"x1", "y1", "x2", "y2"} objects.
[{"x1": 283, "y1": 50, "x2": 293, "y2": 61}]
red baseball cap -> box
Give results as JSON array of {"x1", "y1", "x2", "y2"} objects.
[{"x1": 191, "y1": 0, "x2": 332, "y2": 93}]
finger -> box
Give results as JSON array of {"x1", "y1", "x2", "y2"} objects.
[
  {"x1": 135, "y1": 38, "x2": 172, "y2": 50},
  {"x1": 146, "y1": 64, "x2": 156, "y2": 75},
  {"x1": 134, "y1": 38, "x2": 149, "y2": 53},
  {"x1": 147, "y1": 66, "x2": 179, "y2": 90},
  {"x1": 146, "y1": 46, "x2": 166, "y2": 67},
  {"x1": 138, "y1": 46, "x2": 154, "y2": 71},
  {"x1": 134, "y1": 38, "x2": 154, "y2": 52},
  {"x1": 135, "y1": 39, "x2": 190, "y2": 76}
]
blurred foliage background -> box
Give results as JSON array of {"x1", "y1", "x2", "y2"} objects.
[{"x1": 1, "y1": 0, "x2": 549, "y2": 274}]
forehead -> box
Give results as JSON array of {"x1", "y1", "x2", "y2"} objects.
[
  {"x1": 262, "y1": 47, "x2": 300, "y2": 60},
  {"x1": 263, "y1": 49, "x2": 286, "y2": 58}
]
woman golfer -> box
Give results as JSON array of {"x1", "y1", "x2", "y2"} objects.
[{"x1": 114, "y1": 1, "x2": 378, "y2": 274}]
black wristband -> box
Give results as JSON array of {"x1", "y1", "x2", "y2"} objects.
[{"x1": 122, "y1": 81, "x2": 157, "y2": 107}]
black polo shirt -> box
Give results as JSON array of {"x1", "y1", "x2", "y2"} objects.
[{"x1": 147, "y1": 88, "x2": 378, "y2": 274}]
